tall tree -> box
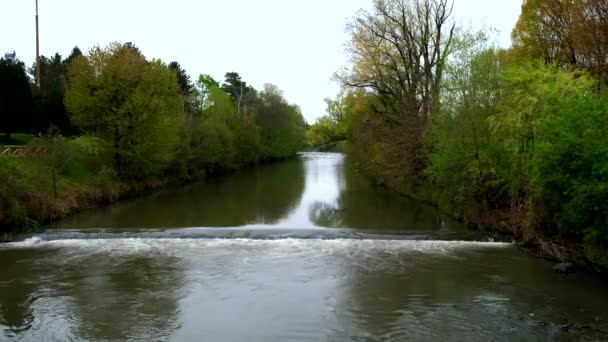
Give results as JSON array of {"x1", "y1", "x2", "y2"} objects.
[
  {"x1": 221, "y1": 72, "x2": 254, "y2": 115},
  {"x1": 256, "y1": 84, "x2": 306, "y2": 159},
  {"x1": 63, "y1": 46, "x2": 83, "y2": 69},
  {"x1": 335, "y1": 0, "x2": 457, "y2": 191},
  {"x1": 339, "y1": 0, "x2": 456, "y2": 121},
  {"x1": 168, "y1": 61, "x2": 193, "y2": 96},
  {"x1": 30, "y1": 53, "x2": 75, "y2": 135},
  {"x1": 64, "y1": 43, "x2": 184, "y2": 178},
  {"x1": 512, "y1": 0, "x2": 608, "y2": 79},
  {"x1": 0, "y1": 52, "x2": 33, "y2": 142}
]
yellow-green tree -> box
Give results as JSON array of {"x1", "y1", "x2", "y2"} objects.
[
  {"x1": 64, "y1": 42, "x2": 185, "y2": 178},
  {"x1": 512, "y1": 0, "x2": 608, "y2": 78}
]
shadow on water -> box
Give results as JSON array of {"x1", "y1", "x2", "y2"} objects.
[
  {"x1": 55, "y1": 158, "x2": 306, "y2": 229},
  {"x1": 0, "y1": 249, "x2": 56, "y2": 336}
]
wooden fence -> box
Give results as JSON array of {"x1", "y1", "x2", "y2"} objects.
[{"x1": 1, "y1": 146, "x2": 48, "y2": 157}]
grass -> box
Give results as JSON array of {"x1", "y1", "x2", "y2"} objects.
[{"x1": 2, "y1": 133, "x2": 35, "y2": 146}]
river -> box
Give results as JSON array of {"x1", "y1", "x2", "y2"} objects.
[{"x1": 1, "y1": 153, "x2": 607, "y2": 341}]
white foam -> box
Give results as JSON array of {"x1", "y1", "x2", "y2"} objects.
[{"x1": 2, "y1": 237, "x2": 512, "y2": 253}]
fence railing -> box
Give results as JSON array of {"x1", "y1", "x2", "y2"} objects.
[{"x1": 1, "y1": 146, "x2": 49, "y2": 157}]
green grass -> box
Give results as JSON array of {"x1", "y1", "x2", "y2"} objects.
[{"x1": 3, "y1": 133, "x2": 35, "y2": 146}]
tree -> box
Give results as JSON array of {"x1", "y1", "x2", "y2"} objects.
[
  {"x1": 221, "y1": 72, "x2": 254, "y2": 115},
  {"x1": 339, "y1": 0, "x2": 456, "y2": 121},
  {"x1": 30, "y1": 53, "x2": 75, "y2": 135},
  {"x1": 64, "y1": 42, "x2": 185, "y2": 178},
  {"x1": 335, "y1": 0, "x2": 458, "y2": 192},
  {"x1": 194, "y1": 74, "x2": 220, "y2": 111},
  {"x1": 427, "y1": 47, "x2": 508, "y2": 222},
  {"x1": 307, "y1": 92, "x2": 354, "y2": 148},
  {"x1": 256, "y1": 84, "x2": 306, "y2": 159},
  {"x1": 511, "y1": 0, "x2": 608, "y2": 79},
  {"x1": 0, "y1": 52, "x2": 33, "y2": 143},
  {"x1": 63, "y1": 46, "x2": 83, "y2": 69},
  {"x1": 168, "y1": 61, "x2": 193, "y2": 96}
]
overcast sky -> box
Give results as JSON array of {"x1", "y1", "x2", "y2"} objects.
[{"x1": 1, "y1": 0, "x2": 522, "y2": 123}]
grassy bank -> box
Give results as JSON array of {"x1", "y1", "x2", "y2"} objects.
[
  {"x1": 0, "y1": 136, "x2": 298, "y2": 235},
  {"x1": 1, "y1": 136, "x2": 154, "y2": 233}
]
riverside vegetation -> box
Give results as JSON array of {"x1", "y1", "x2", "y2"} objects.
[
  {"x1": 308, "y1": 0, "x2": 608, "y2": 269},
  {"x1": 0, "y1": 42, "x2": 306, "y2": 235}
]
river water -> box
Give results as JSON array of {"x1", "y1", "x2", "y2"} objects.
[{"x1": 1, "y1": 153, "x2": 607, "y2": 341}]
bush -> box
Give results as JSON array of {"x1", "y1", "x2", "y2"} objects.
[{"x1": 533, "y1": 91, "x2": 608, "y2": 266}]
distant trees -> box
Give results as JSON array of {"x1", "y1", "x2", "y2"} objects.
[
  {"x1": 1, "y1": 41, "x2": 308, "y2": 233},
  {"x1": 30, "y1": 53, "x2": 70, "y2": 135},
  {"x1": 0, "y1": 52, "x2": 32, "y2": 143},
  {"x1": 512, "y1": 0, "x2": 608, "y2": 79},
  {"x1": 256, "y1": 84, "x2": 307, "y2": 159},
  {"x1": 0, "y1": 47, "x2": 84, "y2": 141}
]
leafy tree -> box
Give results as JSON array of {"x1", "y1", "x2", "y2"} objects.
[
  {"x1": 168, "y1": 61, "x2": 193, "y2": 96},
  {"x1": 196, "y1": 86, "x2": 238, "y2": 170},
  {"x1": 64, "y1": 42, "x2": 185, "y2": 178},
  {"x1": 257, "y1": 84, "x2": 306, "y2": 159},
  {"x1": 194, "y1": 74, "x2": 220, "y2": 111},
  {"x1": 532, "y1": 90, "x2": 608, "y2": 266},
  {"x1": 30, "y1": 53, "x2": 75, "y2": 135},
  {"x1": 512, "y1": 0, "x2": 608, "y2": 79},
  {"x1": 427, "y1": 47, "x2": 508, "y2": 222},
  {"x1": 0, "y1": 52, "x2": 33, "y2": 143},
  {"x1": 335, "y1": 0, "x2": 459, "y2": 192},
  {"x1": 63, "y1": 46, "x2": 83, "y2": 68},
  {"x1": 221, "y1": 72, "x2": 255, "y2": 115},
  {"x1": 307, "y1": 92, "x2": 354, "y2": 148}
]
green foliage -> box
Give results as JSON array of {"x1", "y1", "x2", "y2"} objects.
[
  {"x1": 532, "y1": 91, "x2": 608, "y2": 265},
  {"x1": 30, "y1": 52, "x2": 75, "y2": 135},
  {"x1": 1, "y1": 42, "x2": 309, "y2": 233},
  {"x1": 257, "y1": 84, "x2": 307, "y2": 159},
  {"x1": 426, "y1": 48, "x2": 509, "y2": 220},
  {"x1": 0, "y1": 52, "x2": 33, "y2": 142},
  {"x1": 197, "y1": 86, "x2": 238, "y2": 170},
  {"x1": 7, "y1": 134, "x2": 34, "y2": 146},
  {"x1": 307, "y1": 93, "x2": 354, "y2": 148},
  {"x1": 0, "y1": 193, "x2": 39, "y2": 233},
  {"x1": 64, "y1": 43, "x2": 185, "y2": 178}
]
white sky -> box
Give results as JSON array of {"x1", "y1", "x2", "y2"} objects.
[{"x1": 1, "y1": 0, "x2": 522, "y2": 123}]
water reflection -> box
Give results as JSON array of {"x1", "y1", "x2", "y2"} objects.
[
  {"x1": 57, "y1": 158, "x2": 306, "y2": 228},
  {"x1": 0, "y1": 249, "x2": 55, "y2": 336},
  {"x1": 57, "y1": 253, "x2": 184, "y2": 340},
  {"x1": 309, "y1": 154, "x2": 462, "y2": 232},
  {"x1": 332, "y1": 246, "x2": 608, "y2": 341},
  {"x1": 0, "y1": 244, "x2": 186, "y2": 341}
]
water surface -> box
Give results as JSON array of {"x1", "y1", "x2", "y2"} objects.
[{"x1": 1, "y1": 153, "x2": 607, "y2": 341}]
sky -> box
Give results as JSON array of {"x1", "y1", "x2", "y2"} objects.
[{"x1": 1, "y1": 0, "x2": 522, "y2": 123}]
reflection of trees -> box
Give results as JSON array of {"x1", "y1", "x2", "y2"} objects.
[
  {"x1": 59, "y1": 158, "x2": 306, "y2": 228},
  {"x1": 310, "y1": 155, "x2": 460, "y2": 232},
  {"x1": 55, "y1": 252, "x2": 185, "y2": 341},
  {"x1": 0, "y1": 249, "x2": 55, "y2": 334},
  {"x1": 330, "y1": 246, "x2": 608, "y2": 340}
]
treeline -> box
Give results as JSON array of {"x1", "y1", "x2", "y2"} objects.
[
  {"x1": 1, "y1": 42, "x2": 306, "y2": 232},
  {"x1": 309, "y1": 0, "x2": 608, "y2": 268}
]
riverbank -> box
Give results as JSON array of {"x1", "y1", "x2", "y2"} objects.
[
  {"x1": 0, "y1": 140, "x2": 300, "y2": 237},
  {"x1": 341, "y1": 150, "x2": 600, "y2": 273}
]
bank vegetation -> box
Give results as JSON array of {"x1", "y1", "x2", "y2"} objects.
[
  {"x1": 1, "y1": 42, "x2": 306, "y2": 234},
  {"x1": 309, "y1": 0, "x2": 608, "y2": 269}
]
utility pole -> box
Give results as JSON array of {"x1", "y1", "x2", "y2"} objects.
[{"x1": 35, "y1": 0, "x2": 41, "y2": 87}]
